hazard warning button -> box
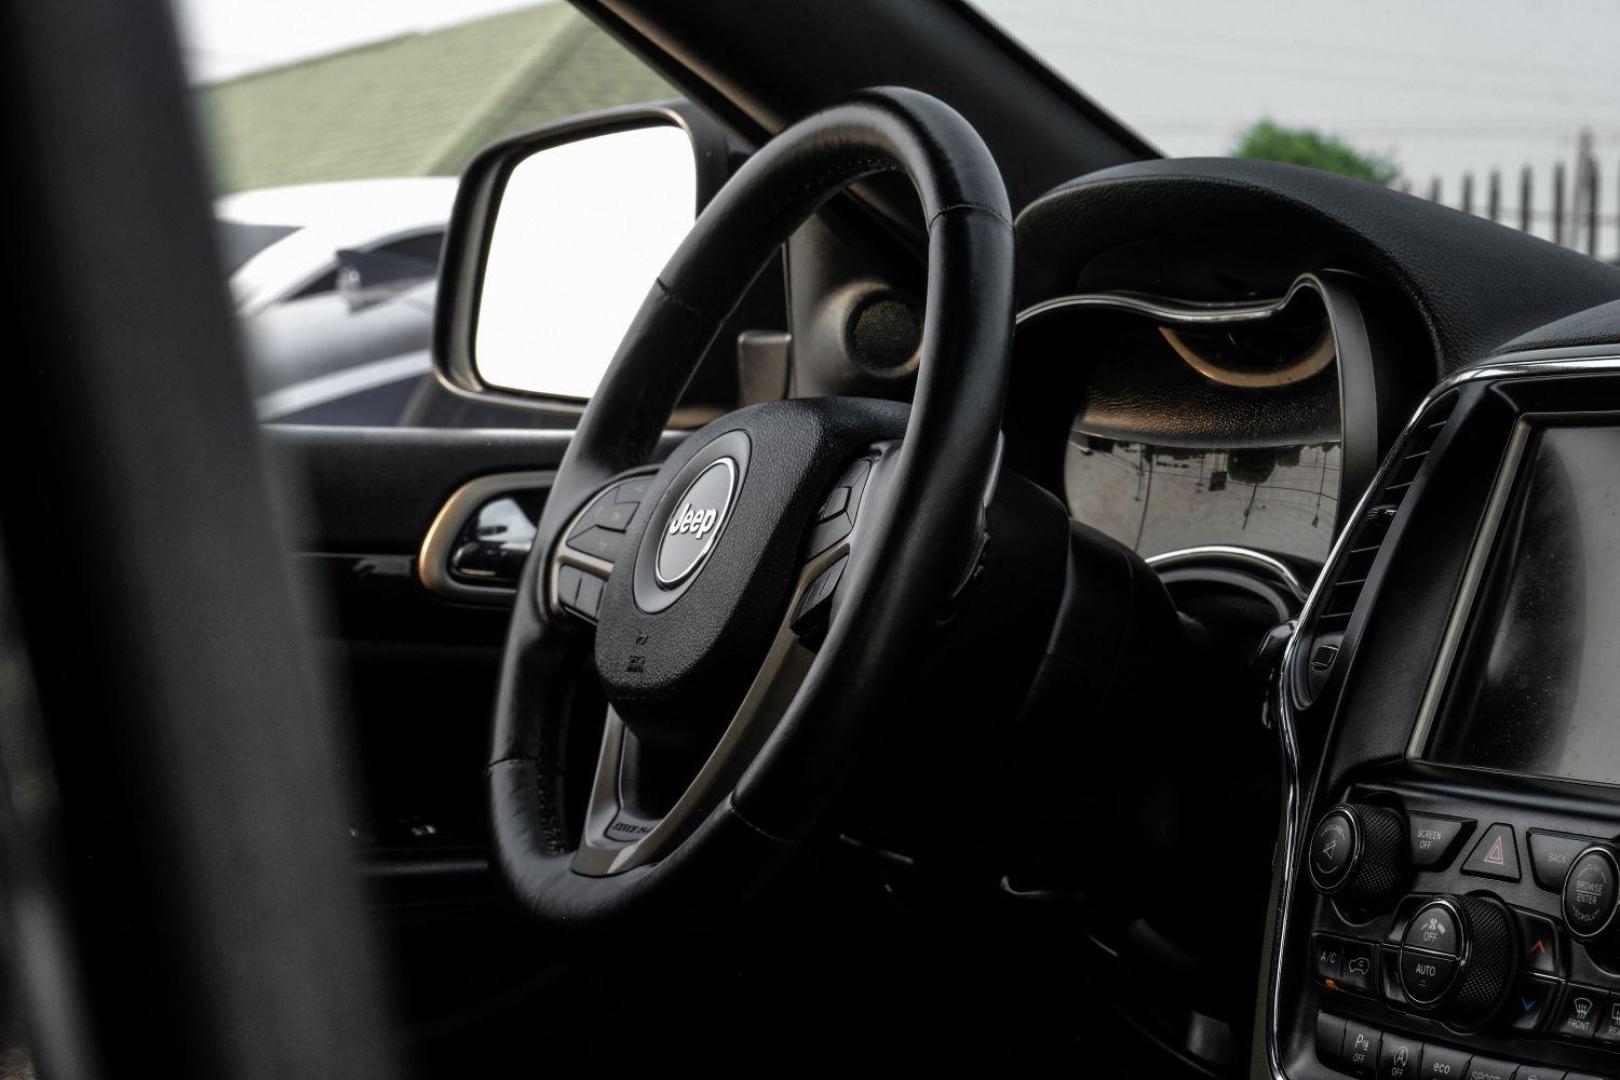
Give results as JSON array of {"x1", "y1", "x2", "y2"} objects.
[{"x1": 1462, "y1": 822, "x2": 1521, "y2": 882}]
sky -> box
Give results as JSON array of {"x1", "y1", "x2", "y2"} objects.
[{"x1": 173, "y1": 0, "x2": 1620, "y2": 248}]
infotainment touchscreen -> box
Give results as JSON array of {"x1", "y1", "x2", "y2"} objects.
[{"x1": 1426, "y1": 424, "x2": 1620, "y2": 785}]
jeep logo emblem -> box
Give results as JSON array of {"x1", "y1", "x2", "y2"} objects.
[
  {"x1": 655, "y1": 457, "x2": 737, "y2": 587},
  {"x1": 667, "y1": 502, "x2": 719, "y2": 539}
]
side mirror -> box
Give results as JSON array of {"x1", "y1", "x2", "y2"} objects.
[{"x1": 434, "y1": 103, "x2": 729, "y2": 410}]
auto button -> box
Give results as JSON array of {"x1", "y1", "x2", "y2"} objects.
[{"x1": 1400, "y1": 949, "x2": 1459, "y2": 1004}]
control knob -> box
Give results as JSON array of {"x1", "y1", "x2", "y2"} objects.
[
  {"x1": 1562, "y1": 845, "x2": 1620, "y2": 948},
  {"x1": 1397, "y1": 894, "x2": 1518, "y2": 1027},
  {"x1": 1308, "y1": 803, "x2": 1408, "y2": 916}
]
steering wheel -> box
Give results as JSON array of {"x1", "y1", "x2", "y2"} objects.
[{"x1": 488, "y1": 87, "x2": 1013, "y2": 933}]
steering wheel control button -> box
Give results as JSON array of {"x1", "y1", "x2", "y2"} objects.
[
  {"x1": 1378, "y1": 1030, "x2": 1422, "y2": 1080},
  {"x1": 804, "y1": 458, "x2": 873, "y2": 559},
  {"x1": 1310, "y1": 808, "x2": 1358, "y2": 891},
  {"x1": 790, "y1": 557, "x2": 846, "y2": 637},
  {"x1": 1514, "y1": 909, "x2": 1560, "y2": 975},
  {"x1": 655, "y1": 457, "x2": 738, "y2": 588},
  {"x1": 1400, "y1": 949, "x2": 1459, "y2": 1004},
  {"x1": 1562, "y1": 847, "x2": 1620, "y2": 941},
  {"x1": 1553, "y1": 986, "x2": 1606, "y2": 1040},
  {"x1": 1508, "y1": 974, "x2": 1559, "y2": 1033},
  {"x1": 1409, "y1": 814, "x2": 1474, "y2": 869},
  {"x1": 1463, "y1": 823, "x2": 1522, "y2": 882},
  {"x1": 1418, "y1": 1044, "x2": 1471, "y2": 1080},
  {"x1": 573, "y1": 572, "x2": 604, "y2": 620},
  {"x1": 1342, "y1": 1020, "x2": 1380, "y2": 1077},
  {"x1": 1404, "y1": 903, "x2": 1462, "y2": 956},
  {"x1": 815, "y1": 485, "x2": 850, "y2": 522},
  {"x1": 569, "y1": 526, "x2": 625, "y2": 562},
  {"x1": 556, "y1": 565, "x2": 606, "y2": 621}
]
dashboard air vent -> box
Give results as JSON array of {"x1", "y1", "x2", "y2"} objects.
[{"x1": 1301, "y1": 391, "x2": 1458, "y2": 699}]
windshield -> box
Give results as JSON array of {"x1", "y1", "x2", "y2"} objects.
[{"x1": 976, "y1": 0, "x2": 1620, "y2": 260}]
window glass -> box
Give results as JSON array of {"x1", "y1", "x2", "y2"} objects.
[{"x1": 173, "y1": 0, "x2": 676, "y2": 426}]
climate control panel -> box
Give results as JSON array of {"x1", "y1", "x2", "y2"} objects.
[{"x1": 1298, "y1": 798, "x2": 1620, "y2": 1080}]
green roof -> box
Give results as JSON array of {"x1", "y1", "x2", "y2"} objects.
[{"x1": 198, "y1": 3, "x2": 675, "y2": 194}]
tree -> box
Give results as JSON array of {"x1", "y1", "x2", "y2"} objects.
[{"x1": 1232, "y1": 119, "x2": 1400, "y2": 186}]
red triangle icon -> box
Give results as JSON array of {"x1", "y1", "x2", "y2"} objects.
[{"x1": 1484, "y1": 835, "x2": 1506, "y2": 866}]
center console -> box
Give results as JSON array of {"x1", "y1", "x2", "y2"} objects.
[{"x1": 1269, "y1": 352, "x2": 1620, "y2": 1080}]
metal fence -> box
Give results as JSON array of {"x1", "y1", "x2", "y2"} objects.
[{"x1": 1405, "y1": 130, "x2": 1617, "y2": 261}]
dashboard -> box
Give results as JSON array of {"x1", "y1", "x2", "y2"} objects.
[
  {"x1": 1280, "y1": 360, "x2": 1620, "y2": 1080},
  {"x1": 1007, "y1": 157, "x2": 1620, "y2": 1080},
  {"x1": 1017, "y1": 280, "x2": 1350, "y2": 564}
]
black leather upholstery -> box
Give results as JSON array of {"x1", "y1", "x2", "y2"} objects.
[{"x1": 486, "y1": 87, "x2": 1013, "y2": 934}]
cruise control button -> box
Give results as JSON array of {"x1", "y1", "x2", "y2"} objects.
[
  {"x1": 1315, "y1": 934, "x2": 1344, "y2": 984},
  {"x1": 1515, "y1": 910, "x2": 1559, "y2": 975},
  {"x1": 1343, "y1": 1021, "x2": 1380, "y2": 1077},
  {"x1": 1404, "y1": 903, "x2": 1461, "y2": 955},
  {"x1": 1463, "y1": 823, "x2": 1521, "y2": 881},
  {"x1": 1379, "y1": 1030, "x2": 1423, "y2": 1080},
  {"x1": 1410, "y1": 815, "x2": 1473, "y2": 869},
  {"x1": 1466, "y1": 1058, "x2": 1516, "y2": 1080},
  {"x1": 1508, "y1": 974, "x2": 1560, "y2": 1033},
  {"x1": 615, "y1": 478, "x2": 650, "y2": 503},
  {"x1": 1400, "y1": 949, "x2": 1459, "y2": 1003},
  {"x1": 1530, "y1": 831, "x2": 1597, "y2": 891},
  {"x1": 1341, "y1": 939, "x2": 1376, "y2": 993},
  {"x1": 1316, "y1": 1012, "x2": 1346, "y2": 1069},
  {"x1": 1419, "y1": 1043, "x2": 1471, "y2": 1079},
  {"x1": 1563, "y1": 849, "x2": 1618, "y2": 939},
  {"x1": 1553, "y1": 985, "x2": 1605, "y2": 1040}
]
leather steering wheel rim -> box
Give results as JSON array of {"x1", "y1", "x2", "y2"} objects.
[{"x1": 488, "y1": 86, "x2": 1013, "y2": 935}]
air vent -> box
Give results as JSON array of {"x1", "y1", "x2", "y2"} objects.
[{"x1": 1301, "y1": 391, "x2": 1458, "y2": 700}]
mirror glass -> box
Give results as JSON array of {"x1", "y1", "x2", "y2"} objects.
[{"x1": 473, "y1": 124, "x2": 696, "y2": 400}]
